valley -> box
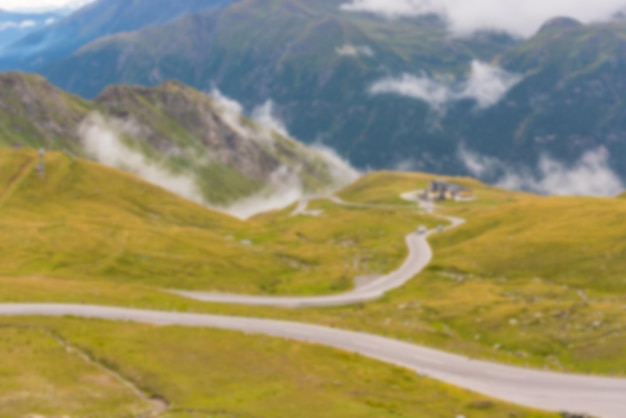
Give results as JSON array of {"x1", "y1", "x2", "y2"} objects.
[
  {"x1": 0, "y1": 149, "x2": 624, "y2": 417},
  {"x1": 0, "y1": 1, "x2": 625, "y2": 417}
]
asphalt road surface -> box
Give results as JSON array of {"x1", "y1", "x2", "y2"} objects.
[
  {"x1": 4, "y1": 193, "x2": 623, "y2": 417},
  {"x1": 173, "y1": 195, "x2": 464, "y2": 307},
  {"x1": 0, "y1": 303, "x2": 624, "y2": 418}
]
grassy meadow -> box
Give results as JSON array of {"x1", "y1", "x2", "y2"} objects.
[
  {"x1": 0, "y1": 317, "x2": 557, "y2": 418},
  {"x1": 1, "y1": 149, "x2": 625, "y2": 416},
  {"x1": 0, "y1": 149, "x2": 438, "y2": 295}
]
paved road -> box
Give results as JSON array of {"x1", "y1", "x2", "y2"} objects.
[
  {"x1": 173, "y1": 194, "x2": 464, "y2": 308},
  {"x1": 1, "y1": 303, "x2": 624, "y2": 418}
]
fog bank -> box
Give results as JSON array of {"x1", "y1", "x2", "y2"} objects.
[
  {"x1": 341, "y1": 0, "x2": 626, "y2": 37},
  {"x1": 459, "y1": 145, "x2": 624, "y2": 196},
  {"x1": 371, "y1": 61, "x2": 522, "y2": 110}
]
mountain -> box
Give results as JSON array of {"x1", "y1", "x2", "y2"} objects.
[
  {"x1": 0, "y1": 72, "x2": 95, "y2": 150},
  {"x1": 40, "y1": 0, "x2": 517, "y2": 170},
  {"x1": 459, "y1": 19, "x2": 626, "y2": 175},
  {"x1": 4, "y1": 0, "x2": 626, "y2": 192},
  {"x1": 0, "y1": 72, "x2": 355, "y2": 211},
  {"x1": 0, "y1": 0, "x2": 239, "y2": 70},
  {"x1": 434, "y1": 18, "x2": 626, "y2": 186},
  {"x1": 0, "y1": 9, "x2": 62, "y2": 48}
]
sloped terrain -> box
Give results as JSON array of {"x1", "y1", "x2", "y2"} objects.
[
  {"x1": 0, "y1": 73, "x2": 355, "y2": 208},
  {"x1": 0, "y1": 149, "x2": 416, "y2": 295},
  {"x1": 40, "y1": 0, "x2": 516, "y2": 171},
  {"x1": 0, "y1": 72, "x2": 94, "y2": 150},
  {"x1": 0, "y1": 0, "x2": 239, "y2": 70},
  {"x1": 26, "y1": 0, "x2": 626, "y2": 184}
]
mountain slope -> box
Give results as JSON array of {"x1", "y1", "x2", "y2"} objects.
[
  {"x1": 0, "y1": 9, "x2": 62, "y2": 48},
  {"x1": 91, "y1": 81, "x2": 357, "y2": 206},
  {"x1": 0, "y1": 0, "x2": 239, "y2": 70},
  {"x1": 41, "y1": 0, "x2": 516, "y2": 171},
  {"x1": 456, "y1": 19, "x2": 626, "y2": 177},
  {"x1": 0, "y1": 73, "x2": 356, "y2": 209},
  {"x1": 0, "y1": 148, "x2": 417, "y2": 295},
  {"x1": 29, "y1": 0, "x2": 626, "y2": 189},
  {"x1": 0, "y1": 72, "x2": 94, "y2": 150}
]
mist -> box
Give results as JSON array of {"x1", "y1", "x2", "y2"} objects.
[
  {"x1": 370, "y1": 60, "x2": 521, "y2": 110},
  {"x1": 336, "y1": 44, "x2": 375, "y2": 57},
  {"x1": 0, "y1": 20, "x2": 36, "y2": 31},
  {"x1": 0, "y1": 0, "x2": 93, "y2": 12},
  {"x1": 79, "y1": 113, "x2": 206, "y2": 205},
  {"x1": 459, "y1": 145, "x2": 624, "y2": 196},
  {"x1": 212, "y1": 90, "x2": 360, "y2": 219},
  {"x1": 340, "y1": 0, "x2": 626, "y2": 37},
  {"x1": 81, "y1": 89, "x2": 360, "y2": 221},
  {"x1": 221, "y1": 166, "x2": 307, "y2": 220},
  {"x1": 251, "y1": 100, "x2": 289, "y2": 138}
]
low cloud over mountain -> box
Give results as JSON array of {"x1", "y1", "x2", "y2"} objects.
[
  {"x1": 459, "y1": 145, "x2": 624, "y2": 196},
  {"x1": 370, "y1": 61, "x2": 521, "y2": 110},
  {"x1": 341, "y1": 0, "x2": 626, "y2": 37}
]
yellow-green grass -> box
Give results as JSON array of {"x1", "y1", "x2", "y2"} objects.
[
  {"x1": 3, "y1": 269, "x2": 625, "y2": 377},
  {"x1": 432, "y1": 195, "x2": 626, "y2": 294},
  {"x1": 328, "y1": 172, "x2": 626, "y2": 374},
  {"x1": 0, "y1": 325, "x2": 148, "y2": 417},
  {"x1": 0, "y1": 316, "x2": 557, "y2": 418},
  {"x1": 0, "y1": 149, "x2": 438, "y2": 295},
  {"x1": 3, "y1": 155, "x2": 626, "y2": 377},
  {"x1": 338, "y1": 171, "x2": 524, "y2": 210}
]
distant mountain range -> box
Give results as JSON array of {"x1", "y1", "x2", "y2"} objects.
[
  {"x1": 0, "y1": 72, "x2": 355, "y2": 214},
  {"x1": 1, "y1": 0, "x2": 625, "y2": 194},
  {"x1": 0, "y1": 9, "x2": 63, "y2": 48},
  {"x1": 0, "y1": 0, "x2": 238, "y2": 70}
]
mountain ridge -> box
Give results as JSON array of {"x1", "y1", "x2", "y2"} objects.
[
  {"x1": 0, "y1": 72, "x2": 356, "y2": 212},
  {"x1": 2, "y1": 0, "x2": 626, "y2": 195}
]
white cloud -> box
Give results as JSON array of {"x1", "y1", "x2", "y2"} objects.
[
  {"x1": 336, "y1": 44, "x2": 374, "y2": 57},
  {"x1": 459, "y1": 145, "x2": 624, "y2": 196},
  {"x1": 370, "y1": 60, "x2": 521, "y2": 110},
  {"x1": 459, "y1": 61, "x2": 523, "y2": 108},
  {"x1": 251, "y1": 100, "x2": 289, "y2": 137},
  {"x1": 310, "y1": 143, "x2": 361, "y2": 184},
  {"x1": 210, "y1": 90, "x2": 360, "y2": 219},
  {"x1": 222, "y1": 166, "x2": 307, "y2": 220},
  {"x1": 210, "y1": 88, "x2": 252, "y2": 139},
  {"x1": 340, "y1": 0, "x2": 626, "y2": 37},
  {"x1": 0, "y1": 19, "x2": 37, "y2": 31},
  {"x1": 79, "y1": 113, "x2": 206, "y2": 205},
  {"x1": 371, "y1": 73, "x2": 452, "y2": 110},
  {"x1": 0, "y1": 0, "x2": 93, "y2": 12}
]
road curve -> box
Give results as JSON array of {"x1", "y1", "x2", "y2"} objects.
[
  {"x1": 1, "y1": 303, "x2": 624, "y2": 418},
  {"x1": 172, "y1": 194, "x2": 464, "y2": 308}
]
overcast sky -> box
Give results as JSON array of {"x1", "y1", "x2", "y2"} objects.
[
  {"x1": 0, "y1": 0, "x2": 93, "y2": 12},
  {"x1": 342, "y1": 0, "x2": 626, "y2": 37}
]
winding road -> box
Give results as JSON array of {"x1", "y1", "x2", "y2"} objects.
[
  {"x1": 172, "y1": 193, "x2": 464, "y2": 307},
  {"x1": 1, "y1": 193, "x2": 624, "y2": 418},
  {"x1": 1, "y1": 303, "x2": 625, "y2": 418}
]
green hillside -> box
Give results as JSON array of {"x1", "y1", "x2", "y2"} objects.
[
  {"x1": 281, "y1": 173, "x2": 626, "y2": 375},
  {"x1": 41, "y1": 0, "x2": 516, "y2": 172},
  {"x1": 32, "y1": 0, "x2": 626, "y2": 183},
  {"x1": 0, "y1": 149, "x2": 558, "y2": 417},
  {"x1": 0, "y1": 149, "x2": 429, "y2": 295},
  {"x1": 0, "y1": 316, "x2": 556, "y2": 418},
  {"x1": 0, "y1": 73, "x2": 354, "y2": 207},
  {"x1": 0, "y1": 72, "x2": 94, "y2": 151},
  {"x1": 2, "y1": 160, "x2": 624, "y2": 378}
]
